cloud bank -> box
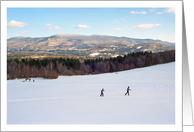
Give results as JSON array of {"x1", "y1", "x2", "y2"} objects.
[{"x1": 132, "y1": 23, "x2": 161, "y2": 29}]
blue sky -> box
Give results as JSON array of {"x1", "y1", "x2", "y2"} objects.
[{"x1": 7, "y1": 8, "x2": 175, "y2": 42}]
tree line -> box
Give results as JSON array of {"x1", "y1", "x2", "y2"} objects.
[{"x1": 7, "y1": 50, "x2": 175, "y2": 80}]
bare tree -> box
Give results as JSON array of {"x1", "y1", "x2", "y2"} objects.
[
  {"x1": 7, "y1": 60, "x2": 19, "y2": 79},
  {"x1": 80, "y1": 63, "x2": 90, "y2": 74},
  {"x1": 56, "y1": 61, "x2": 68, "y2": 75},
  {"x1": 136, "y1": 58, "x2": 144, "y2": 68}
]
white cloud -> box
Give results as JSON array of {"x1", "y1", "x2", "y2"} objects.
[
  {"x1": 44, "y1": 24, "x2": 61, "y2": 30},
  {"x1": 157, "y1": 12, "x2": 164, "y2": 15},
  {"x1": 53, "y1": 26, "x2": 61, "y2": 29},
  {"x1": 75, "y1": 24, "x2": 91, "y2": 29},
  {"x1": 132, "y1": 23, "x2": 161, "y2": 29},
  {"x1": 20, "y1": 31, "x2": 30, "y2": 34},
  {"x1": 130, "y1": 11, "x2": 147, "y2": 14},
  {"x1": 130, "y1": 11, "x2": 136, "y2": 14},
  {"x1": 7, "y1": 20, "x2": 28, "y2": 28},
  {"x1": 141, "y1": 11, "x2": 147, "y2": 14},
  {"x1": 155, "y1": 24, "x2": 161, "y2": 26},
  {"x1": 165, "y1": 8, "x2": 175, "y2": 14},
  {"x1": 113, "y1": 28, "x2": 122, "y2": 31},
  {"x1": 45, "y1": 23, "x2": 52, "y2": 26}
]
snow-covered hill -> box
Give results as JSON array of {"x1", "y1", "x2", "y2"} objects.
[{"x1": 7, "y1": 62, "x2": 175, "y2": 124}]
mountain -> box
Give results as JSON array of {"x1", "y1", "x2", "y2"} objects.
[{"x1": 7, "y1": 34, "x2": 175, "y2": 57}]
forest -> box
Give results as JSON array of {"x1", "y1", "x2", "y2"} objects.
[{"x1": 7, "y1": 50, "x2": 175, "y2": 79}]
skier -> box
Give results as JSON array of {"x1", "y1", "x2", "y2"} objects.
[
  {"x1": 125, "y1": 86, "x2": 131, "y2": 96},
  {"x1": 100, "y1": 88, "x2": 105, "y2": 97}
]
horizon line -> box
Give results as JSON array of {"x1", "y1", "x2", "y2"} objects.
[{"x1": 7, "y1": 33, "x2": 175, "y2": 43}]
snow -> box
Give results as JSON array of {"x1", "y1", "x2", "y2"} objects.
[
  {"x1": 89, "y1": 52, "x2": 100, "y2": 56},
  {"x1": 7, "y1": 62, "x2": 175, "y2": 125},
  {"x1": 111, "y1": 54, "x2": 119, "y2": 57},
  {"x1": 137, "y1": 46, "x2": 142, "y2": 49}
]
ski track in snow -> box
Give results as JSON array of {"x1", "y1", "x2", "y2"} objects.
[{"x1": 7, "y1": 97, "x2": 64, "y2": 102}]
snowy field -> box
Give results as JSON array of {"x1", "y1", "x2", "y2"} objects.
[{"x1": 7, "y1": 62, "x2": 175, "y2": 124}]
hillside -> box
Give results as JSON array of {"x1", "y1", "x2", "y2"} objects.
[
  {"x1": 7, "y1": 62, "x2": 175, "y2": 126},
  {"x1": 7, "y1": 34, "x2": 175, "y2": 57}
]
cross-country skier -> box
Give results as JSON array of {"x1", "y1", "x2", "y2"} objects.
[
  {"x1": 125, "y1": 86, "x2": 131, "y2": 96},
  {"x1": 100, "y1": 88, "x2": 105, "y2": 97}
]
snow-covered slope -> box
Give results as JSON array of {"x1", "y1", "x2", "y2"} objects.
[{"x1": 7, "y1": 62, "x2": 175, "y2": 124}]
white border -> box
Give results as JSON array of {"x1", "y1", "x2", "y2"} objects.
[
  {"x1": 1, "y1": 1, "x2": 182, "y2": 8},
  {"x1": 1, "y1": 1, "x2": 182, "y2": 131}
]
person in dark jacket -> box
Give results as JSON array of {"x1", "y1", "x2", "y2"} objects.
[
  {"x1": 100, "y1": 88, "x2": 105, "y2": 97},
  {"x1": 125, "y1": 86, "x2": 131, "y2": 96}
]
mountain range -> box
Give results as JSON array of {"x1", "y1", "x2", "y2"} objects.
[{"x1": 7, "y1": 34, "x2": 175, "y2": 57}]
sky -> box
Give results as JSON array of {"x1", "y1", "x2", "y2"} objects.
[{"x1": 7, "y1": 8, "x2": 175, "y2": 43}]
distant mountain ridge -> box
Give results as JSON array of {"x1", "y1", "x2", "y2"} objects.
[{"x1": 7, "y1": 34, "x2": 175, "y2": 57}]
